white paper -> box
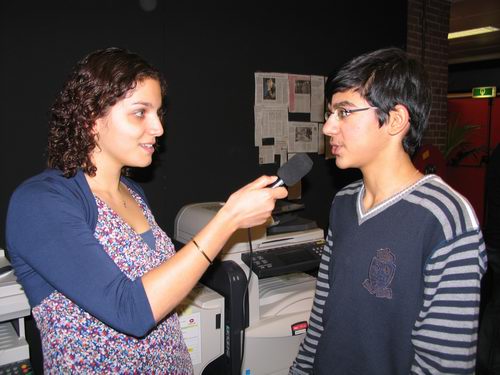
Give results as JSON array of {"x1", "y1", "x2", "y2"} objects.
[
  {"x1": 259, "y1": 145, "x2": 275, "y2": 164},
  {"x1": 255, "y1": 72, "x2": 289, "y2": 107},
  {"x1": 288, "y1": 122, "x2": 319, "y2": 153},
  {"x1": 288, "y1": 74, "x2": 311, "y2": 113},
  {"x1": 311, "y1": 75, "x2": 326, "y2": 122},
  {"x1": 254, "y1": 107, "x2": 288, "y2": 146},
  {"x1": 273, "y1": 140, "x2": 288, "y2": 166}
]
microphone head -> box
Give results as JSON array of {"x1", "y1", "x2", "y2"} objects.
[{"x1": 277, "y1": 154, "x2": 313, "y2": 186}]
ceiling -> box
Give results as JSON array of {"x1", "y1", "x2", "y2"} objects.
[{"x1": 449, "y1": 0, "x2": 500, "y2": 64}]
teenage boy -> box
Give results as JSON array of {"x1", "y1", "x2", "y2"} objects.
[{"x1": 290, "y1": 47, "x2": 487, "y2": 375}]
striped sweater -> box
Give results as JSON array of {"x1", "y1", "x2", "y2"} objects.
[{"x1": 290, "y1": 175, "x2": 487, "y2": 374}]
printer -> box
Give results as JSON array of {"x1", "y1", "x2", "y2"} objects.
[
  {"x1": 175, "y1": 202, "x2": 325, "y2": 375},
  {"x1": 178, "y1": 283, "x2": 225, "y2": 375},
  {"x1": 0, "y1": 249, "x2": 31, "y2": 371}
]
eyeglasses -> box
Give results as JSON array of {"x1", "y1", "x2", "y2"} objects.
[{"x1": 324, "y1": 106, "x2": 378, "y2": 122}]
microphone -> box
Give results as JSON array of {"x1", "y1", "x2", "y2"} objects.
[{"x1": 270, "y1": 154, "x2": 313, "y2": 188}]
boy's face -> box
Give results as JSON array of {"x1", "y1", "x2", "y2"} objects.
[{"x1": 323, "y1": 89, "x2": 389, "y2": 170}]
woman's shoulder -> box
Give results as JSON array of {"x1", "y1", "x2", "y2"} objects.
[
  {"x1": 9, "y1": 169, "x2": 95, "y2": 216},
  {"x1": 7, "y1": 169, "x2": 99, "y2": 235},
  {"x1": 12, "y1": 169, "x2": 87, "y2": 197}
]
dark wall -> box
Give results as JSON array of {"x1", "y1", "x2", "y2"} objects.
[
  {"x1": 1, "y1": 2, "x2": 407, "y2": 249},
  {"x1": 449, "y1": 59, "x2": 500, "y2": 93},
  {"x1": 1, "y1": 2, "x2": 406, "y2": 371},
  {"x1": 0, "y1": 0, "x2": 167, "y2": 246}
]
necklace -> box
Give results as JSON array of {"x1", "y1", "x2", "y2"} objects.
[{"x1": 118, "y1": 185, "x2": 127, "y2": 209}]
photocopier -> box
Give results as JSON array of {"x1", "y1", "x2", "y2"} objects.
[
  {"x1": 0, "y1": 249, "x2": 32, "y2": 373},
  {"x1": 174, "y1": 201, "x2": 325, "y2": 375}
]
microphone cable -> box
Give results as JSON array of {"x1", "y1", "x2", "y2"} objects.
[{"x1": 240, "y1": 227, "x2": 254, "y2": 374}]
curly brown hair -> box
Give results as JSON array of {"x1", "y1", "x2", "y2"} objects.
[{"x1": 47, "y1": 47, "x2": 167, "y2": 177}]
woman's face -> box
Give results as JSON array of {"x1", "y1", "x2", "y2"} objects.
[{"x1": 92, "y1": 78, "x2": 164, "y2": 170}]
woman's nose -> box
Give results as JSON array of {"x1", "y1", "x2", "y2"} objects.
[{"x1": 150, "y1": 115, "x2": 164, "y2": 137}]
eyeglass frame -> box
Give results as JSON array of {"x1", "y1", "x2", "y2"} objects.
[{"x1": 324, "y1": 106, "x2": 378, "y2": 122}]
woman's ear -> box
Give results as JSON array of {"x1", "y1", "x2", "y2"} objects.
[
  {"x1": 91, "y1": 117, "x2": 105, "y2": 137},
  {"x1": 387, "y1": 104, "x2": 410, "y2": 137}
]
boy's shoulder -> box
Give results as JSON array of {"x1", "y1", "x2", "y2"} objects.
[
  {"x1": 335, "y1": 179, "x2": 364, "y2": 198},
  {"x1": 407, "y1": 174, "x2": 481, "y2": 235}
]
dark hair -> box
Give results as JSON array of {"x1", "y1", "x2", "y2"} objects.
[
  {"x1": 325, "y1": 47, "x2": 431, "y2": 155},
  {"x1": 47, "y1": 47, "x2": 167, "y2": 177}
]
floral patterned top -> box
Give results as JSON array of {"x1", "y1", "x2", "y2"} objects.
[{"x1": 32, "y1": 186, "x2": 193, "y2": 374}]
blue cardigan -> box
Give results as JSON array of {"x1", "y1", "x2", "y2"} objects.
[{"x1": 6, "y1": 169, "x2": 156, "y2": 337}]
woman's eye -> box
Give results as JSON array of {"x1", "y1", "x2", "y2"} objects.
[{"x1": 134, "y1": 110, "x2": 145, "y2": 118}]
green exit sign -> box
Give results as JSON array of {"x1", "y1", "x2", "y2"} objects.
[{"x1": 472, "y1": 86, "x2": 496, "y2": 98}]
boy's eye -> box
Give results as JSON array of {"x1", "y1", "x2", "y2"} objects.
[{"x1": 338, "y1": 108, "x2": 349, "y2": 119}]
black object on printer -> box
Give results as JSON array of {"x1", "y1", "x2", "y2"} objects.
[
  {"x1": 241, "y1": 239, "x2": 325, "y2": 279},
  {"x1": 268, "y1": 200, "x2": 318, "y2": 235}
]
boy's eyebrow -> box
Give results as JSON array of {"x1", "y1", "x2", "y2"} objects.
[{"x1": 329, "y1": 100, "x2": 354, "y2": 109}]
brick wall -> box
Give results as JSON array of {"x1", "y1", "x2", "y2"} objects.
[{"x1": 407, "y1": 0, "x2": 451, "y2": 152}]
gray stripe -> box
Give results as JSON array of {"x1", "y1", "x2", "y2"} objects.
[
  {"x1": 309, "y1": 320, "x2": 323, "y2": 331},
  {"x1": 304, "y1": 336, "x2": 318, "y2": 346},
  {"x1": 336, "y1": 182, "x2": 362, "y2": 197},
  {"x1": 429, "y1": 178, "x2": 479, "y2": 230},
  {"x1": 405, "y1": 194, "x2": 453, "y2": 240},
  {"x1": 311, "y1": 305, "x2": 323, "y2": 314},
  {"x1": 428, "y1": 232, "x2": 480, "y2": 262},
  {"x1": 419, "y1": 185, "x2": 463, "y2": 234},
  {"x1": 302, "y1": 343, "x2": 318, "y2": 354},
  {"x1": 296, "y1": 354, "x2": 314, "y2": 364}
]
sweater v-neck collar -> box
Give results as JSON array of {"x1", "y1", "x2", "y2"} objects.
[{"x1": 356, "y1": 174, "x2": 435, "y2": 224}]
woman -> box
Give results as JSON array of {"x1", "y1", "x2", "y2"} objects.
[{"x1": 6, "y1": 47, "x2": 287, "y2": 373}]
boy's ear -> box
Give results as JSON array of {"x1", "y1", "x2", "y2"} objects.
[{"x1": 387, "y1": 104, "x2": 410, "y2": 136}]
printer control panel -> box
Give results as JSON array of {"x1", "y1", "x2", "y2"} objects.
[{"x1": 241, "y1": 239, "x2": 325, "y2": 278}]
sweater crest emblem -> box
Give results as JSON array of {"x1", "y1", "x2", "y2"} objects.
[{"x1": 362, "y1": 248, "x2": 396, "y2": 299}]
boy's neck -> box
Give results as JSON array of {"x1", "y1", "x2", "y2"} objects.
[{"x1": 361, "y1": 154, "x2": 422, "y2": 211}]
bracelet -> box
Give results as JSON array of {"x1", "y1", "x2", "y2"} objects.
[{"x1": 192, "y1": 239, "x2": 213, "y2": 265}]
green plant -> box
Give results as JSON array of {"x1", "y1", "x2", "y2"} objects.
[{"x1": 444, "y1": 112, "x2": 485, "y2": 166}]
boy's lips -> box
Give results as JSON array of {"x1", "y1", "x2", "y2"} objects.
[{"x1": 330, "y1": 143, "x2": 342, "y2": 155}]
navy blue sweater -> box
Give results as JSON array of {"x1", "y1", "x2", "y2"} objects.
[
  {"x1": 6, "y1": 169, "x2": 155, "y2": 337},
  {"x1": 291, "y1": 175, "x2": 487, "y2": 374}
]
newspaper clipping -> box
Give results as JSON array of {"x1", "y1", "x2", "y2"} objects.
[
  {"x1": 288, "y1": 74, "x2": 311, "y2": 114},
  {"x1": 288, "y1": 122, "x2": 319, "y2": 153},
  {"x1": 254, "y1": 71, "x2": 326, "y2": 165}
]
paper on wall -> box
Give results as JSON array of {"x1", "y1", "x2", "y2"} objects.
[
  {"x1": 255, "y1": 72, "x2": 289, "y2": 107},
  {"x1": 287, "y1": 122, "x2": 319, "y2": 153},
  {"x1": 254, "y1": 106, "x2": 288, "y2": 146},
  {"x1": 288, "y1": 74, "x2": 311, "y2": 113},
  {"x1": 311, "y1": 75, "x2": 326, "y2": 122}
]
